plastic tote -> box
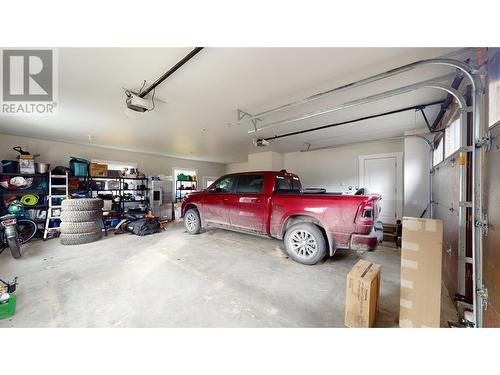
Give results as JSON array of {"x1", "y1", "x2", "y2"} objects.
[
  {"x1": 69, "y1": 157, "x2": 89, "y2": 177},
  {"x1": 0, "y1": 277, "x2": 17, "y2": 320},
  {"x1": 1, "y1": 160, "x2": 19, "y2": 173},
  {"x1": 0, "y1": 292, "x2": 16, "y2": 320}
]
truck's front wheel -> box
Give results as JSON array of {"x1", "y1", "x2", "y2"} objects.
[
  {"x1": 184, "y1": 208, "x2": 201, "y2": 234},
  {"x1": 284, "y1": 223, "x2": 326, "y2": 265}
]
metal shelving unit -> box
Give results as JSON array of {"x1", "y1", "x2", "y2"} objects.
[
  {"x1": 175, "y1": 179, "x2": 196, "y2": 202},
  {"x1": 0, "y1": 172, "x2": 49, "y2": 232},
  {"x1": 74, "y1": 175, "x2": 149, "y2": 217}
]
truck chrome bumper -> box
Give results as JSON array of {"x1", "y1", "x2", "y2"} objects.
[{"x1": 350, "y1": 233, "x2": 378, "y2": 251}]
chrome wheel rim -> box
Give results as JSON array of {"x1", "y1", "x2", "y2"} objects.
[
  {"x1": 289, "y1": 229, "x2": 318, "y2": 259},
  {"x1": 185, "y1": 212, "x2": 197, "y2": 232}
]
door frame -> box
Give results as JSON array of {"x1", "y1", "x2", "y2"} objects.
[
  {"x1": 172, "y1": 167, "x2": 198, "y2": 200},
  {"x1": 358, "y1": 152, "x2": 403, "y2": 223}
]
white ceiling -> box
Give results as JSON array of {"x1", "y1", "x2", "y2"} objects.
[{"x1": 0, "y1": 47, "x2": 466, "y2": 163}]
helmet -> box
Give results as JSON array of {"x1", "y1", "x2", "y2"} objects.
[
  {"x1": 52, "y1": 166, "x2": 70, "y2": 175},
  {"x1": 7, "y1": 200, "x2": 23, "y2": 214}
]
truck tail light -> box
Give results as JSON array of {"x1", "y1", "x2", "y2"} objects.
[{"x1": 356, "y1": 202, "x2": 374, "y2": 226}]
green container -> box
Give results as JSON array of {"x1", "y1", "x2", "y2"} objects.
[{"x1": 0, "y1": 292, "x2": 16, "y2": 320}]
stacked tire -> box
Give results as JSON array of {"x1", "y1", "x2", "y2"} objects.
[{"x1": 60, "y1": 198, "x2": 103, "y2": 245}]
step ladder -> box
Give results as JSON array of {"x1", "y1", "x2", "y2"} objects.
[{"x1": 43, "y1": 171, "x2": 69, "y2": 240}]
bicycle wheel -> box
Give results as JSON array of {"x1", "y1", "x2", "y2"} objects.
[{"x1": 17, "y1": 219, "x2": 38, "y2": 244}]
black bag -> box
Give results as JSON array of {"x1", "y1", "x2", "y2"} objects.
[{"x1": 126, "y1": 218, "x2": 161, "y2": 236}]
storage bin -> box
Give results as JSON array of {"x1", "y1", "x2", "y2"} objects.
[
  {"x1": 105, "y1": 180, "x2": 120, "y2": 190},
  {"x1": 89, "y1": 163, "x2": 108, "y2": 177},
  {"x1": 1, "y1": 160, "x2": 18, "y2": 173},
  {"x1": 19, "y1": 156, "x2": 35, "y2": 174},
  {"x1": 0, "y1": 292, "x2": 16, "y2": 320},
  {"x1": 70, "y1": 157, "x2": 89, "y2": 177}
]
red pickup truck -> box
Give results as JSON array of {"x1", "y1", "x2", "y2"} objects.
[{"x1": 181, "y1": 171, "x2": 380, "y2": 265}]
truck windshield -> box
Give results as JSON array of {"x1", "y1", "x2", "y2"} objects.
[{"x1": 275, "y1": 175, "x2": 302, "y2": 194}]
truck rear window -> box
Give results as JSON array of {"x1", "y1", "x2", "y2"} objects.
[{"x1": 275, "y1": 175, "x2": 301, "y2": 194}]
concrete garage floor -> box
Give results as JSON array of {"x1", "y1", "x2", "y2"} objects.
[{"x1": 0, "y1": 222, "x2": 457, "y2": 328}]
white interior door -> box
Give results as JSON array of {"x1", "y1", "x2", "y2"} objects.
[{"x1": 359, "y1": 153, "x2": 402, "y2": 224}]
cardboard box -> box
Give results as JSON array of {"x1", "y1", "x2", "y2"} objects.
[
  {"x1": 399, "y1": 217, "x2": 443, "y2": 328},
  {"x1": 102, "y1": 199, "x2": 112, "y2": 211},
  {"x1": 89, "y1": 163, "x2": 108, "y2": 177},
  {"x1": 345, "y1": 259, "x2": 381, "y2": 328},
  {"x1": 19, "y1": 155, "x2": 35, "y2": 174}
]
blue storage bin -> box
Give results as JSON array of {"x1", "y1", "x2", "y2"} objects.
[{"x1": 70, "y1": 157, "x2": 89, "y2": 177}]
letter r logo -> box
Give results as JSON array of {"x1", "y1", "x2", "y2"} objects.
[{"x1": 2, "y1": 50, "x2": 53, "y2": 102}]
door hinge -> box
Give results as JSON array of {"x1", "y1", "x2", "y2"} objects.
[
  {"x1": 478, "y1": 286, "x2": 489, "y2": 311},
  {"x1": 475, "y1": 213, "x2": 488, "y2": 236},
  {"x1": 475, "y1": 130, "x2": 491, "y2": 151}
]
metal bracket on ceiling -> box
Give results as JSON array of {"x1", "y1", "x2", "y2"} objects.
[
  {"x1": 418, "y1": 106, "x2": 444, "y2": 133},
  {"x1": 237, "y1": 109, "x2": 262, "y2": 133}
]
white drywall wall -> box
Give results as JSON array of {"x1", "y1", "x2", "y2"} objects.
[
  {"x1": 226, "y1": 139, "x2": 431, "y2": 218},
  {"x1": 247, "y1": 151, "x2": 283, "y2": 171},
  {"x1": 0, "y1": 133, "x2": 226, "y2": 181},
  {"x1": 226, "y1": 140, "x2": 404, "y2": 192},
  {"x1": 403, "y1": 136, "x2": 431, "y2": 218},
  {"x1": 283, "y1": 140, "x2": 404, "y2": 193},
  {"x1": 226, "y1": 161, "x2": 249, "y2": 174},
  {"x1": 271, "y1": 152, "x2": 284, "y2": 171}
]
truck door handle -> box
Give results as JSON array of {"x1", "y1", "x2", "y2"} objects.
[
  {"x1": 239, "y1": 197, "x2": 260, "y2": 203},
  {"x1": 223, "y1": 198, "x2": 229, "y2": 202}
]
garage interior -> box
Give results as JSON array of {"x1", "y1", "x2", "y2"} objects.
[{"x1": 0, "y1": 47, "x2": 498, "y2": 328}]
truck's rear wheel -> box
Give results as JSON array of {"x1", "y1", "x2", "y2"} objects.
[
  {"x1": 184, "y1": 208, "x2": 201, "y2": 234},
  {"x1": 284, "y1": 223, "x2": 326, "y2": 265}
]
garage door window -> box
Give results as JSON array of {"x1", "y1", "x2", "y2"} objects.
[
  {"x1": 433, "y1": 137, "x2": 444, "y2": 166},
  {"x1": 236, "y1": 175, "x2": 264, "y2": 193},
  {"x1": 445, "y1": 118, "x2": 461, "y2": 158}
]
